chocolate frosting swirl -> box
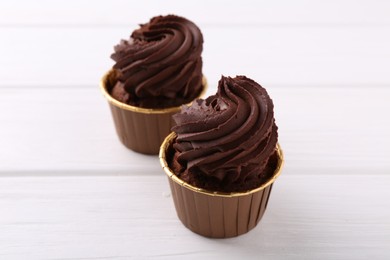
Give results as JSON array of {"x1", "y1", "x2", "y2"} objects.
[
  {"x1": 171, "y1": 76, "x2": 278, "y2": 192},
  {"x1": 110, "y1": 15, "x2": 203, "y2": 108}
]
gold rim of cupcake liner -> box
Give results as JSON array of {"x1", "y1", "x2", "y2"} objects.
[
  {"x1": 159, "y1": 132, "x2": 284, "y2": 198},
  {"x1": 100, "y1": 69, "x2": 208, "y2": 114}
]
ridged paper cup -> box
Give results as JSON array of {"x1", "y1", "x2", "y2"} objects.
[
  {"x1": 159, "y1": 132, "x2": 284, "y2": 238},
  {"x1": 100, "y1": 69, "x2": 207, "y2": 155}
]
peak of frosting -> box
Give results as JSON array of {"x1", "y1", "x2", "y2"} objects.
[
  {"x1": 171, "y1": 75, "x2": 278, "y2": 192},
  {"x1": 110, "y1": 15, "x2": 203, "y2": 108}
]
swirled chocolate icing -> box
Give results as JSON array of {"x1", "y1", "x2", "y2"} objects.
[
  {"x1": 110, "y1": 15, "x2": 203, "y2": 108},
  {"x1": 170, "y1": 76, "x2": 278, "y2": 192}
]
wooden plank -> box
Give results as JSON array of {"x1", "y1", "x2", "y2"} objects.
[
  {"x1": 0, "y1": 174, "x2": 388, "y2": 259},
  {"x1": 0, "y1": 87, "x2": 389, "y2": 175},
  {"x1": 1, "y1": 26, "x2": 390, "y2": 87},
  {"x1": 1, "y1": 0, "x2": 390, "y2": 26}
]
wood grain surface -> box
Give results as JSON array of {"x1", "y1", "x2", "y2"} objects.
[{"x1": 0, "y1": 1, "x2": 389, "y2": 259}]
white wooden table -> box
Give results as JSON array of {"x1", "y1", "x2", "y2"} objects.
[{"x1": 1, "y1": 1, "x2": 389, "y2": 259}]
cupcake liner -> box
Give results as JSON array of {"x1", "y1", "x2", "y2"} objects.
[
  {"x1": 159, "y1": 132, "x2": 284, "y2": 238},
  {"x1": 100, "y1": 70, "x2": 207, "y2": 155}
]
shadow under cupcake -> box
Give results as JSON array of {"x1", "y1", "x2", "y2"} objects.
[
  {"x1": 101, "y1": 15, "x2": 207, "y2": 154},
  {"x1": 160, "y1": 75, "x2": 284, "y2": 238}
]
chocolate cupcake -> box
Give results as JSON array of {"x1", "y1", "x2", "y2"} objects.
[
  {"x1": 101, "y1": 15, "x2": 206, "y2": 154},
  {"x1": 160, "y1": 75, "x2": 283, "y2": 238}
]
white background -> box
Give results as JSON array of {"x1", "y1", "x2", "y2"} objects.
[{"x1": 0, "y1": 1, "x2": 389, "y2": 259}]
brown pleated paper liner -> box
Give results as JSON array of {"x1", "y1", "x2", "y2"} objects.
[
  {"x1": 100, "y1": 69, "x2": 207, "y2": 155},
  {"x1": 160, "y1": 132, "x2": 284, "y2": 238}
]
